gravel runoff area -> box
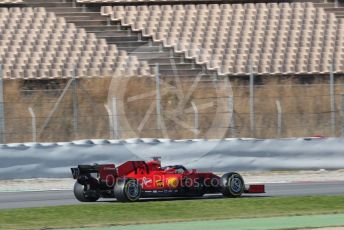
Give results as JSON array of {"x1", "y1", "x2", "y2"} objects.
[{"x1": 0, "y1": 170, "x2": 344, "y2": 192}]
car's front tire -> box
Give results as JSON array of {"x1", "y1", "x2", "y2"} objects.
[
  {"x1": 221, "y1": 172, "x2": 245, "y2": 198},
  {"x1": 114, "y1": 178, "x2": 141, "y2": 202},
  {"x1": 73, "y1": 182, "x2": 100, "y2": 202}
]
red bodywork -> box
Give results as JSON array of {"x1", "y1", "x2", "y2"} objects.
[{"x1": 72, "y1": 160, "x2": 265, "y2": 198}]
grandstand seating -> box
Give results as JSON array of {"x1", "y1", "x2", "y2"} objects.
[
  {"x1": 77, "y1": 0, "x2": 230, "y2": 3},
  {"x1": 0, "y1": 1, "x2": 343, "y2": 78},
  {"x1": 0, "y1": 7, "x2": 151, "y2": 79},
  {"x1": 0, "y1": 0, "x2": 23, "y2": 4},
  {"x1": 101, "y1": 2, "x2": 344, "y2": 75},
  {"x1": 77, "y1": 0, "x2": 328, "y2": 3}
]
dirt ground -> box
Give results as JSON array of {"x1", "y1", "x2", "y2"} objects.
[{"x1": 5, "y1": 75, "x2": 344, "y2": 142}]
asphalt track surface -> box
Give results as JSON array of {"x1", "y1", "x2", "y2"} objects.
[{"x1": 0, "y1": 181, "x2": 343, "y2": 210}]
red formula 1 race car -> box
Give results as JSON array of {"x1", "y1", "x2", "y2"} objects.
[{"x1": 71, "y1": 159, "x2": 265, "y2": 202}]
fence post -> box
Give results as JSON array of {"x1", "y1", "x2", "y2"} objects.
[
  {"x1": 155, "y1": 64, "x2": 161, "y2": 130},
  {"x1": 72, "y1": 67, "x2": 78, "y2": 137},
  {"x1": 191, "y1": 102, "x2": 199, "y2": 138},
  {"x1": 249, "y1": 59, "x2": 255, "y2": 137},
  {"x1": 329, "y1": 63, "x2": 336, "y2": 136},
  {"x1": 111, "y1": 97, "x2": 120, "y2": 139},
  {"x1": 0, "y1": 64, "x2": 5, "y2": 143},
  {"x1": 341, "y1": 94, "x2": 344, "y2": 137},
  {"x1": 104, "y1": 104, "x2": 113, "y2": 139},
  {"x1": 39, "y1": 79, "x2": 73, "y2": 135},
  {"x1": 28, "y1": 107, "x2": 36, "y2": 142},
  {"x1": 276, "y1": 100, "x2": 282, "y2": 138},
  {"x1": 228, "y1": 95, "x2": 235, "y2": 138}
]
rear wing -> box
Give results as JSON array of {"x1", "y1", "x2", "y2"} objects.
[
  {"x1": 71, "y1": 164, "x2": 116, "y2": 179},
  {"x1": 71, "y1": 161, "x2": 151, "y2": 180},
  {"x1": 71, "y1": 165, "x2": 99, "y2": 179}
]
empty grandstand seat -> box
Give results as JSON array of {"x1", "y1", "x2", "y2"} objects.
[
  {"x1": 101, "y1": 2, "x2": 343, "y2": 75},
  {"x1": 0, "y1": 7, "x2": 151, "y2": 79},
  {"x1": 0, "y1": 0, "x2": 23, "y2": 4}
]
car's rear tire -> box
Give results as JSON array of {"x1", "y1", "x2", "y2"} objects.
[
  {"x1": 114, "y1": 178, "x2": 141, "y2": 202},
  {"x1": 73, "y1": 182, "x2": 100, "y2": 202},
  {"x1": 221, "y1": 172, "x2": 245, "y2": 198}
]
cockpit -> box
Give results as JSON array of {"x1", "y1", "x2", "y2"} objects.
[{"x1": 162, "y1": 165, "x2": 188, "y2": 174}]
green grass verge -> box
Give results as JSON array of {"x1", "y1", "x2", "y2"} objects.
[{"x1": 1, "y1": 195, "x2": 344, "y2": 230}]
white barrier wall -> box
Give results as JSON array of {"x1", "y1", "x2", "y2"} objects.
[{"x1": 0, "y1": 138, "x2": 344, "y2": 179}]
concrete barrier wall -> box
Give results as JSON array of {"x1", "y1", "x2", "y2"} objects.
[{"x1": 0, "y1": 138, "x2": 343, "y2": 179}]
